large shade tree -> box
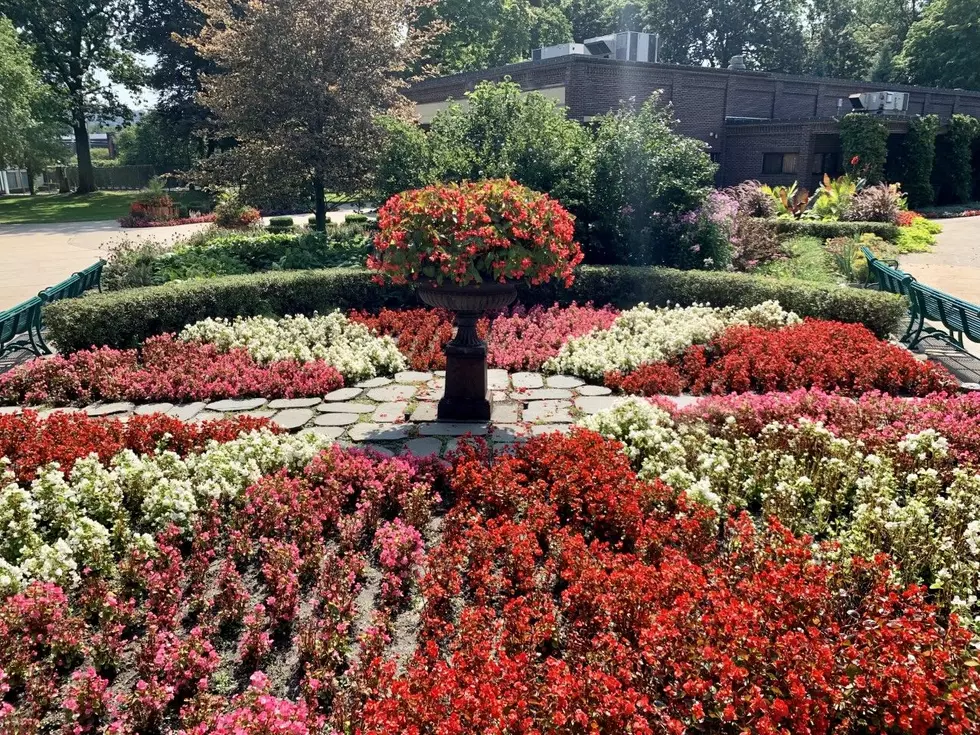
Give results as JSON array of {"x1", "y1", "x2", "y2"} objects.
[
  {"x1": 1, "y1": 0, "x2": 142, "y2": 193},
  {"x1": 895, "y1": 0, "x2": 980, "y2": 89},
  {"x1": 185, "y1": 0, "x2": 435, "y2": 231}
]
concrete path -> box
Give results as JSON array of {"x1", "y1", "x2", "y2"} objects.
[
  {"x1": 0, "y1": 212, "x2": 355, "y2": 310},
  {"x1": 901, "y1": 216, "x2": 980, "y2": 356}
]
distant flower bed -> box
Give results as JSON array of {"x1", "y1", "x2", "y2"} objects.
[{"x1": 119, "y1": 213, "x2": 216, "y2": 228}]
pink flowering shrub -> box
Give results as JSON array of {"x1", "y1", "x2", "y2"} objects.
[
  {"x1": 487, "y1": 302, "x2": 619, "y2": 371},
  {"x1": 60, "y1": 667, "x2": 113, "y2": 734},
  {"x1": 0, "y1": 335, "x2": 343, "y2": 406},
  {"x1": 372, "y1": 519, "x2": 425, "y2": 607}
]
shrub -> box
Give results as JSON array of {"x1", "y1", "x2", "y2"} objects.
[
  {"x1": 840, "y1": 113, "x2": 889, "y2": 184},
  {"x1": 44, "y1": 265, "x2": 908, "y2": 353},
  {"x1": 844, "y1": 182, "x2": 904, "y2": 223},
  {"x1": 101, "y1": 239, "x2": 169, "y2": 291},
  {"x1": 770, "y1": 218, "x2": 900, "y2": 241},
  {"x1": 933, "y1": 114, "x2": 980, "y2": 205},
  {"x1": 896, "y1": 215, "x2": 942, "y2": 253},
  {"x1": 370, "y1": 179, "x2": 582, "y2": 286},
  {"x1": 896, "y1": 114, "x2": 939, "y2": 208},
  {"x1": 670, "y1": 191, "x2": 736, "y2": 270},
  {"x1": 213, "y1": 190, "x2": 261, "y2": 229},
  {"x1": 588, "y1": 93, "x2": 716, "y2": 265},
  {"x1": 373, "y1": 115, "x2": 440, "y2": 202},
  {"x1": 344, "y1": 213, "x2": 369, "y2": 224},
  {"x1": 809, "y1": 174, "x2": 857, "y2": 220},
  {"x1": 266, "y1": 216, "x2": 295, "y2": 234},
  {"x1": 727, "y1": 215, "x2": 785, "y2": 272},
  {"x1": 720, "y1": 180, "x2": 775, "y2": 217}
]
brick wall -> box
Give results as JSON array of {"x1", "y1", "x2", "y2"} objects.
[{"x1": 408, "y1": 55, "x2": 980, "y2": 186}]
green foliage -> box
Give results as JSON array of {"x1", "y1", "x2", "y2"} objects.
[
  {"x1": 811, "y1": 175, "x2": 858, "y2": 221},
  {"x1": 419, "y1": 0, "x2": 572, "y2": 73},
  {"x1": 895, "y1": 0, "x2": 980, "y2": 90},
  {"x1": 896, "y1": 217, "x2": 942, "y2": 253},
  {"x1": 755, "y1": 236, "x2": 839, "y2": 284},
  {"x1": 344, "y1": 213, "x2": 369, "y2": 224},
  {"x1": 840, "y1": 114, "x2": 889, "y2": 185},
  {"x1": 933, "y1": 115, "x2": 980, "y2": 205},
  {"x1": 762, "y1": 182, "x2": 812, "y2": 219},
  {"x1": 266, "y1": 219, "x2": 295, "y2": 234},
  {"x1": 895, "y1": 115, "x2": 939, "y2": 209},
  {"x1": 101, "y1": 228, "x2": 371, "y2": 291},
  {"x1": 47, "y1": 264, "x2": 905, "y2": 353},
  {"x1": 588, "y1": 94, "x2": 716, "y2": 265},
  {"x1": 116, "y1": 109, "x2": 199, "y2": 172},
  {"x1": 771, "y1": 218, "x2": 900, "y2": 242},
  {"x1": 373, "y1": 115, "x2": 439, "y2": 202}
]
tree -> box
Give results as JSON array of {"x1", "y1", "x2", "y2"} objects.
[
  {"x1": 558, "y1": 0, "x2": 617, "y2": 40},
  {"x1": 128, "y1": 0, "x2": 213, "y2": 161},
  {"x1": 805, "y1": 0, "x2": 867, "y2": 79},
  {"x1": 419, "y1": 0, "x2": 572, "y2": 73},
  {"x1": 0, "y1": 17, "x2": 67, "y2": 189},
  {"x1": 116, "y1": 109, "x2": 198, "y2": 172},
  {"x1": 1, "y1": 0, "x2": 142, "y2": 193},
  {"x1": 186, "y1": 0, "x2": 434, "y2": 231},
  {"x1": 630, "y1": 0, "x2": 806, "y2": 72},
  {"x1": 894, "y1": 0, "x2": 980, "y2": 89}
]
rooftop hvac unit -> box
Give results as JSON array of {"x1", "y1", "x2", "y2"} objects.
[
  {"x1": 848, "y1": 91, "x2": 910, "y2": 114},
  {"x1": 533, "y1": 32, "x2": 660, "y2": 63},
  {"x1": 532, "y1": 43, "x2": 587, "y2": 61}
]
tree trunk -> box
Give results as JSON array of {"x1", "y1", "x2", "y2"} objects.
[
  {"x1": 73, "y1": 124, "x2": 96, "y2": 194},
  {"x1": 26, "y1": 165, "x2": 36, "y2": 196},
  {"x1": 313, "y1": 175, "x2": 326, "y2": 232}
]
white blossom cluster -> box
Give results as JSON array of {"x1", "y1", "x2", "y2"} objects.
[
  {"x1": 544, "y1": 301, "x2": 800, "y2": 379},
  {"x1": 580, "y1": 398, "x2": 980, "y2": 625},
  {"x1": 179, "y1": 311, "x2": 406, "y2": 382},
  {"x1": 0, "y1": 430, "x2": 332, "y2": 596}
]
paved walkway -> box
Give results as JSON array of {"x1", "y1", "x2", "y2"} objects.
[
  {"x1": 901, "y1": 216, "x2": 980, "y2": 356},
  {"x1": 0, "y1": 371, "x2": 696, "y2": 457},
  {"x1": 0, "y1": 212, "x2": 354, "y2": 310}
]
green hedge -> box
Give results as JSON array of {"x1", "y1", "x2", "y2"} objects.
[
  {"x1": 46, "y1": 266, "x2": 906, "y2": 353},
  {"x1": 770, "y1": 219, "x2": 900, "y2": 242},
  {"x1": 840, "y1": 114, "x2": 889, "y2": 184}
]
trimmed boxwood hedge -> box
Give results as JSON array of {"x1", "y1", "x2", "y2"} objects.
[
  {"x1": 771, "y1": 219, "x2": 900, "y2": 242},
  {"x1": 45, "y1": 266, "x2": 907, "y2": 353}
]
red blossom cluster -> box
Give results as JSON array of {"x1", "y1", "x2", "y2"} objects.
[
  {"x1": 897, "y1": 210, "x2": 924, "y2": 227},
  {"x1": 362, "y1": 431, "x2": 980, "y2": 734},
  {"x1": 0, "y1": 410, "x2": 274, "y2": 481},
  {"x1": 119, "y1": 214, "x2": 216, "y2": 228},
  {"x1": 606, "y1": 319, "x2": 956, "y2": 398},
  {"x1": 369, "y1": 179, "x2": 584, "y2": 287},
  {"x1": 349, "y1": 307, "x2": 479, "y2": 371},
  {"x1": 0, "y1": 334, "x2": 344, "y2": 406}
]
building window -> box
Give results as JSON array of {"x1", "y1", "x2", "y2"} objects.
[
  {"x1": 762, "y1": 152, "x2": 798, "y2": 175},
  {"x1": 811, "y1": 152, "x2": 841, "y2": 176}
]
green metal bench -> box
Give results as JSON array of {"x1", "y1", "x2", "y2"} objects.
[
  {"x1": 863, "y1": 246, "x2": 980, "y2": 349},
  {"x1": 0, "y1": 297, "x2": 49, "y2": 357},
  {"x1": 38, "y1": 273, "x2": 84, "y2": 304},
  {"x1": 72, "y1": 260, "x2": 104, "y2": 293},
  {"x1": 906, "y1": 282, "x2": 980, "y2": 349},
  {"x1": 862, "y1": 246, "x2": 917, "y2": 342}
]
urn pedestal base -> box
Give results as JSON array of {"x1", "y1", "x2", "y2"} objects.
[{"x1": 416, "y1": 282, "x2": 517, "y2": 422}]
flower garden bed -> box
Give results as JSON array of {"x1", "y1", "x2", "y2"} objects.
[{"x1": 2, "y1": 412, "x2": 980, "y2": 732}]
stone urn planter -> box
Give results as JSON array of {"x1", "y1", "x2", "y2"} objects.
[{"x1": 417, "y1": 281, "x2": 517, "y2": 421}]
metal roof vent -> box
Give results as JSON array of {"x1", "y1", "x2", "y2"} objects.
[{"x1": 728, "y1": 55, "x2": 747, "y2": 70}]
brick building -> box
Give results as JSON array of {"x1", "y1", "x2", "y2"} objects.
[{"x1": 407, "y1": 54, "x2": 980, "y2": 189}]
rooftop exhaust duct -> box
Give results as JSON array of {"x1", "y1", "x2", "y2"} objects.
[{"x1": 533, "y1": 32, "x2": 659, "y2": 64}]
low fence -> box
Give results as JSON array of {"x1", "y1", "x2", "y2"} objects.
[{"x1": 62, "y1": 165, "x2": 162, "y2": 191}]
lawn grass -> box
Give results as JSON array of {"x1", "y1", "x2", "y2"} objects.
[
  {"x1": 756, "y1": 236, "x2": 841, "y2": 284},
  {"x1": 0, "y1": 190, "x2": 212, "y2": 225}
]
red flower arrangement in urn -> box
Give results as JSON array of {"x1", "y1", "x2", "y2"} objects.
[{"x1": 370, "y1": 179, "x2": 584, "y2": 420}]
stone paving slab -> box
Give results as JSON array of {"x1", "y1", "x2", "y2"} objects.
[{"x1": 16, "y1": 371, "x2": 704, "y2": 457}]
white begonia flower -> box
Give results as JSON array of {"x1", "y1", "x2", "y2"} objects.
[
  {"x1": 544, "y1": 300, "x2": 799, "y2": 379},
  {"x1": 178, "y1": 311, "x2": 406, "y2": 381}
]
